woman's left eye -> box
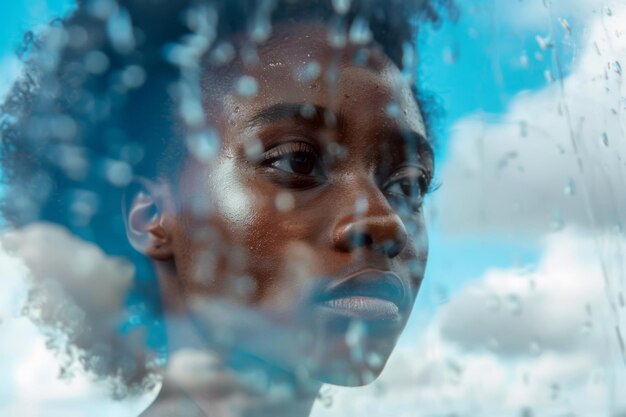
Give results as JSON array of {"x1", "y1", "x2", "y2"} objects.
[{"x1": 384, "y1": 166, "x2": 430, "y2": 208}]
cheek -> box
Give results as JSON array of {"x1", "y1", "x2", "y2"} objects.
[
  {"x1": 210, "y1": 158, "x2": 254, "y2": 229},
  {"x1": 183, "y1": 158, "x2": 322, "y2": 303}
]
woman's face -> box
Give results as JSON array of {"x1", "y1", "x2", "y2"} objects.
[{"x1": 157, "y1": 23, "x2": 432, "y2": 385}]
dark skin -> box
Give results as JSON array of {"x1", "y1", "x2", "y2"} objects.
[{"x1": 130, "y1": 22, "x2": 433, "y2": 417}]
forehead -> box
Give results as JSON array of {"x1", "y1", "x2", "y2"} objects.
[{"x1": 202, "y1": 22, "x2": 426, "y2": 138}]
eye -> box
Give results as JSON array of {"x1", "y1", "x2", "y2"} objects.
[
  {"x1": 271, "y1": 150, "x2": 319, "y2": 176},
  {"x1": 260, "y1": 141, "x2": 326, "y2": 187},
  {"x1": 384, "y1": 165, "x2": 430, "y2": 210}
]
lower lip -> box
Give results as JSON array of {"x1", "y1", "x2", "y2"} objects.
[{"x1": 316, "y1": 296, "x2": 400, "y2": 320}]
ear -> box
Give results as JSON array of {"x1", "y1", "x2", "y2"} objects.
[{"x1": 123, "y1": 179, "x2": 174, "y2": 261}]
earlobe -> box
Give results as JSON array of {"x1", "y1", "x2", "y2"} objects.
[{"x1": 124, "y1": 181, "x2": 174, "y2": 261}]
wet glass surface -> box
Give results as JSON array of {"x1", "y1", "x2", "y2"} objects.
[{"x1": 0, "y1": 1, "x2": 625, "y2": 416}]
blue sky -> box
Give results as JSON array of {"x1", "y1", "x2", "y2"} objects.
[{"x1": 0, "y1": 1, "x2": 74, "y2": 53}]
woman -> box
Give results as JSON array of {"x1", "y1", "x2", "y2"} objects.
[{"x1": 0, "y1": 0, "x2": 453, "y2": 415}]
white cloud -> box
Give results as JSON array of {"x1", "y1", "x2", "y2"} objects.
[
  {"x1": 436, "y1": 3, "x2": 626, "y2": 236},
  {"x1": 438, "y1": 231, "x2": 607, "y2": 356},
  {"x1": 1, "y1": 223, "x2": 134, "y2": 316},
  {"x1": 311, "y1": 230, "x2": 626, "y2": 417},
  {"x1": 0, "y1": 224, "x2": 157, "y2": 416}
]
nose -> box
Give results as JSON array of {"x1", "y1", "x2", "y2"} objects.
[{"x1": 332, "y1": 181, "x2": 408, "y2": 258}]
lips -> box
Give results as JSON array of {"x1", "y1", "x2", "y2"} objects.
[{"x1": 313, "y1": 269, "x2": 408, "y2": 320}]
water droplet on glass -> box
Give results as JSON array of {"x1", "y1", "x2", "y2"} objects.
[
  {"x1": 186, "y1": 129, "x2": 220, "y2": 163},
  {"x1": 67, "y1": 25, "x2": 89, "y2": 49},
  {"x1": 612, "y1": 60, "x2": 622, "y2": 76},
  {"x1": 355, "y1": 196, "x2": 368, "y2": 216},
  {"x1": 551, "y1": 211, "x2": 565, "y2": 231},
  {"x1": 44, "y1": 26, "x2": 69, "y2": 51},
  {"x1": 520, "y1": 52, "x2": 529, "y2": 68},
  {"x1": 544, "y1": 70, "x2": 554, "y2": 83},
  {"x1": 241, "y1": 44, "x2": 260, "y2": 67},
  {"x1": 297, "y1": 61, "x2": 321, "y2": 83},
  {"x1": 580, "y1": 321, "x2": 592, "y2": 335},
  {"x1": 602, "y1": 132, "x2": 609, "y2": 146},
  {"x1": 120, "y1": 143, "x2": 145, "y2": 165},
  {"x1": 385, "y1": 103, "x2": 401, "y2": 118},
  {"x1": 317, "y1": 386, "x2": 334, "y2": 408},
  {"x1": 563, "y1": 178, "x2": 576, "y2": 196},
  {"x1": 235, "y1": 75, "x2": 259, "y2": 98},
  {"x1": 328, "y1": 18, "x2": 347, "y2": 48},
  {"x1": 366, "y1": 352, "x2": 384, "y2": 369},
  {"x1": 209, "y1": 42, "x2": 236, "y2": 66},
  {"x1": 84, "y1": 51, "x2": 110, "y2": 74},
  {"x1": 402, "y1": 42, "x2": 416, "y2": 79},
  {"x1": 346, "y1": 320, "x2": 366, "y2": 362},
  {"x1": 300, "y1": 103, "x2": 316, "y2": 119},
  {"x1": 332, "y1": 0, "x2": 351, "y2": 15},
  {"x1": 605, "y1": 6, "x2": 613, "y2": 16},
  {"x1": 327, "y1": 142, "x2": 347, "y2": 159},
  {"x1": 105, "y1": 160, "x2": 133, "y2": 187},
  {"x1": 250, "y1": 17, "x2": 272, "y2": 43},
  {"x1": 535, "y1": 35, "x2": 553, "y2": 50},
  {"x1": 232, "y1": 275, "x2": 257, "y2": 299},
  {"x1": 121, "y1": 65, "x2": 146, "y2": 89},
  {"x1": 106, "y1": 6, "x2": 136, "y2": 54},
  {"x1": 275, "y1": 191, "x2": 295, "y2": 212},
  {"x1": 51, "y1": 115, "x2": 77, "y2": 140},
  {"x1": 558, "y1": 17, "x2": 571, "y2": 34},
  {"x1": 352, "y1": 48, "x2": 369, "y2": 66},
  {"x1": 443, "y1": 47, "x2": 458, "y2": 65},
  {"x1": 242, "y1": 138, "x2": 263, "y2": 163},
  {"x1": 349, "y1": 17, "x2": 372, "y2": 45},
  {"x1": 70, "y1": 190, "x2": 100, "y2": 226}
]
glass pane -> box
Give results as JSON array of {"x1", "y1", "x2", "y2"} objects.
[{"x1": 1, "y1": 1, "x2": 624, "y2": 416}]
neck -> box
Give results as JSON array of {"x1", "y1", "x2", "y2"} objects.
[{"x1": 141, "y1": 314, "x2": 322, "y2": 417}]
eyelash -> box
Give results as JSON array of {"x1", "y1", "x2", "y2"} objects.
[
  {"x1": 383, "y1": 165, "x2": 435, "y2": 213},
  {"x1": 259, "y1": 141, "x2": 325, "y2": 188},
  {"x1": 261, "y1": 141, "x2": 319, "y2": 162}
]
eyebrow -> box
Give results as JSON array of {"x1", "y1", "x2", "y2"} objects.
[
  {"x1": 247, "y1": 102, "x2": 434, "y2": 166},
  {"x1": 246, "y1": 103, "x2": 343, "y2": 130}
]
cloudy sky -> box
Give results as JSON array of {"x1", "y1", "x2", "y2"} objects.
[{"x1": 1, "y1": 0, "x2": 625, "y2": 416}]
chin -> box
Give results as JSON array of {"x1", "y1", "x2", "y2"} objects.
[{"x1": 303, "y1": 327, "x2": 399, "y2": 387}]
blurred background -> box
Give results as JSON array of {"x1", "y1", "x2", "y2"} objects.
[{"x1": 1, "y1": 0, "x2": 625, "y2": 416}]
